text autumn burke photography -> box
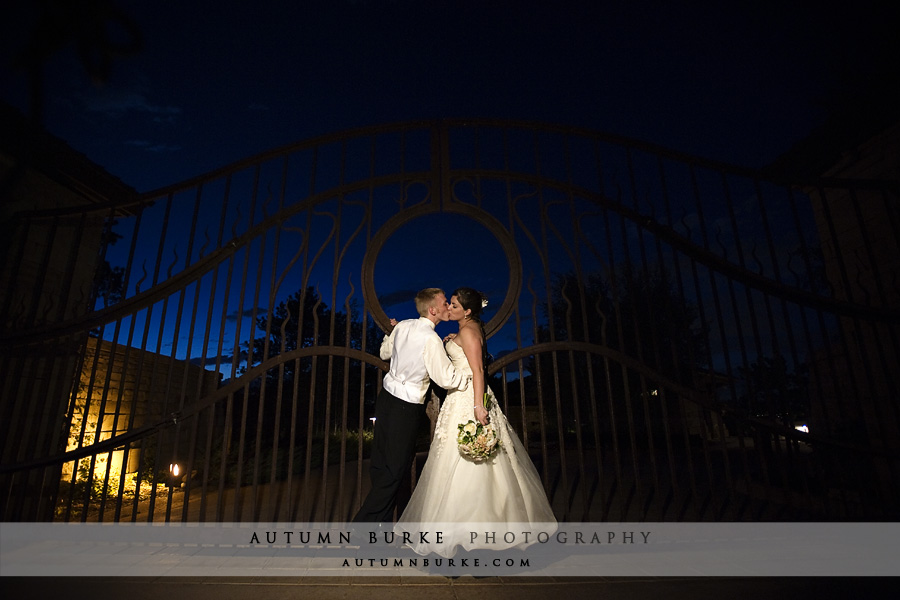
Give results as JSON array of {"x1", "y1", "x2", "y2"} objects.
[
  {"x1": 246, "y1": 528, "x2": 652, "y2": 546},
  {"x1": 245, "y1": 526, "x2": 653, "y2": 572}
]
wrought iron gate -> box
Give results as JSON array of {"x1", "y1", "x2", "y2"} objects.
[{"x1": 2, "y1": 120, "x2": 898, "y2": 522}]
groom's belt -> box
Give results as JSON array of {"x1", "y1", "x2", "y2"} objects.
[{"x1": 383, "y1": 373, "x2": 429, "y2": 404}]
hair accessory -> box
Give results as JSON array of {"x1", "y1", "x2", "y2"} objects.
[{"x1": 481, "y1": 297, "x2": 489, "y2": 308}]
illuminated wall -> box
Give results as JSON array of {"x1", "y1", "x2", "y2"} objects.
[{"x1": 64, "y1": 337, "x2": 221, "y2": 486}]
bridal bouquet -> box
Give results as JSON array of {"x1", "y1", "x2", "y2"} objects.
[{"x1": 457, "y1": 420, "x2": 500, "y2": 462}]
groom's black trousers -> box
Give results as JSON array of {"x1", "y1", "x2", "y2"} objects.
[{"x1": 353, "y1": 387, "x2": 425, "y2": 523}]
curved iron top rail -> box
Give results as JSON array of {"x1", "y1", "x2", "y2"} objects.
[
  {"x1": 5, "y1": 340, "x2": 897, "y2": 476},
  {"x1": 11, "y1": 118, "x2": 900, "y2": 221},
  {"x1": 3, "y1": 119, "x2": 898, "y2": 348}
]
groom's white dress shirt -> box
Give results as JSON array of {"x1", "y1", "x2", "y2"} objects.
[{"x1": 380, "y1": 317, "x2": 469, "y2": 404}]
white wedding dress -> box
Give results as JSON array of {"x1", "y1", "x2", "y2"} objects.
[{"x1": 394, "y1": 340, "x2": 557, "y2": 557}]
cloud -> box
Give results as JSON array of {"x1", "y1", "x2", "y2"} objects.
[
  {"x1": 81, "y1": 89, "x2": 183, "y2": 120},
  {"x1": 125, "y1": 139, "x2": 182, "y2": 153},
  {"x1": 226, "y1": 307, "x2": 268, "y2": 322},
  {"x1": 377, "y1": 289, "x2": 418, "y2": 308},
  {"x1": 190, "y1": 350, "x2": 249, "y2": 368}
]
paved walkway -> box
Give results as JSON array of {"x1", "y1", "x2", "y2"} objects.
[{"x1": 2, "y1": 575, "x2": 894, "y2": 600}]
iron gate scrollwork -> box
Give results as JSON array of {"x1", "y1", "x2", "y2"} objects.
[{"x1": 1, "y1": 120, "x2": 898, "y2": 523}]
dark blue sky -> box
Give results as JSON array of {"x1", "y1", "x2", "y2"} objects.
[
  {"x1": 3, "y1": 0, "x2": 896, "y2": 193},
  {"x1": 2, "y1": 0, "x2": 897, "y2": 382}
]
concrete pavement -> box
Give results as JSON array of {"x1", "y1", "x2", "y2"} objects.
[{"x1": 2, "y1": 576, "x2": 895, "y2": 600}]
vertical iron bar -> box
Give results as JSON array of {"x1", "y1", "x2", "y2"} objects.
[
  {"x1": 562, "y1": 135, "x2": 595, "y2": 519},
  {"x1": 142, "y1": 193, "x2": 177, "y2": 520},
  {"x1": 67, "y1": 323, "x2": 107, "y2": 521},
  {"x1": 175, "y1": 278, "x2": 204, "y2": 522},
  {"x1": 106, "y1": 312, "x2": 141, "y2": 522},
  {"x1": 286, "y1": 204, "x2": 313, "y2": 520},
  {"x1": 169, "y1": 183, "x2": 208, "y2": 518},
  {"x1": 321, "y1": 156, "x2": 347, "y2": 520},
  {"x1": 353, "y1": 135, "x2": 378, "y2": 516},
  {"x1": 650, "y1": 156, "x2": 689, "y2": 517},
  {"x1": 118, "y1": 205, "x2": 145, "y2": 304},
  {"x1": 502, "y1": 131, "x2": 531, "y2": 454},
  {"x1": 126, "y1": 302, "x2": 160, "y2": 522},
  {"x1": 295, "y1": 148, "x2": 319, "y2": 520},
  {"x1": 305, "y1": 293, "x2": 323, "y2": 520},
  {"x1": 56, "y1": 211, "x2": 89, "y2": 322},
  {"x1": 229, "y1": 164, "x2": 262, "y2": 521},
  {"x1": 599, "y1": 201, "x2": 641, "y2": 520},
  {"x1": 265, "y1": 155, "x2": 291, "y2": 520},
  {"x1": 229, "y1": 239, "x2": 255, "y2": 521},
  {"x1": 687, "y1": 165, "x2": 735, "y2": 517},
  {"x1": 624, "y1": 148, "x2": 666, "y2": 517},
  {"x1": 208, "y1": 177, "x2": 237, "y2": 521},
  {"x1": 527, "y1": 278, "x2": 552, "y2": 503},
  {"x1": 534, "y1": 137, "x2": 572, "y2": 519},
  {"x1": 587, "y1": 138, "x2": 624, "y2": 519},
  {"x1": 247, "y1": 224, "x2": 269, "y2": 520},
  {"x1": 103, "y1": 207, "x2": 147, "y2": 520},
  {"x1": 24, "y1": 215, "x2": 59, "y2": 326},
  {"x1": 210, "y1": 259, "x2": 236, "y2": 521},
  {"x1": 813, "y1": 185, "x2": 879, "y2": 516},
  {"x1": 0, "y1": 216, "x2": 32, "y2": 322},
  {"x1": 720, "y1": 173, "x2": 770, "y2": 511},
  {"x1": 188, "y1": 256, "x2": 230, "y2": 520}
]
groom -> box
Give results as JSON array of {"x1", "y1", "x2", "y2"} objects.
[{"x1": 353, "y1": 288, "x2": 469, "y2": 523}]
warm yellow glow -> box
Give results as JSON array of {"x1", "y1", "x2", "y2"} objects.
[
  {"x1": 63, "y1": 383, "x2": 127, "y2": 489},
  {"x1": 63, "y1": 337, "x2": 222, "y2": 503}
]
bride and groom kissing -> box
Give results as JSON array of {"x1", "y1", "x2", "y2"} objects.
[{"x1": 353, "y1": 287, "x2": 556, "y2": 558}]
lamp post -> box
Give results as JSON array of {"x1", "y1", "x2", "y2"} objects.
[{"x1": 167, "y1": 463, "x2": 180, "y2": 489}]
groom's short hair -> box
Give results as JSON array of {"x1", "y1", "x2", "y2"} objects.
[{"x1": 415, "y1": 288, "x2": 445, "y2": 317}]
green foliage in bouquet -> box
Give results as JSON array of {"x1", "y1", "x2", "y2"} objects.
[{"x1": 457, "y1": 419, "x2": 500, "y2": 462}]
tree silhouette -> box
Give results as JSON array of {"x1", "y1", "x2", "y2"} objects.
[
  {"x1": 538, "y1": 265, "x2": 706, "y2": 378},
  {"x1": 505, "y1": 265, "x2": 707, "y2": 445},
  {"x1": 230, "y1": 286, "x2": 383, "y2": 455},
  {"x1": 91, "y1": 222, "x2": 126, "y2": 310},
  {"x1": 738, "y1": 354, "x2": 809, "y2": 424}
]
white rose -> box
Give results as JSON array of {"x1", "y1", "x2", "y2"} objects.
[{"x1": 464, "y1": 422, "x2": 477, "y2": 435}]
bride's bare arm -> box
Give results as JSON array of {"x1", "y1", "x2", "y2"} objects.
[{"x1": 458, "y1": 327, "x2": 489, "y2": 425}]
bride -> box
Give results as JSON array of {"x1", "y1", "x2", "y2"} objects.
[{"x1": 394, "y1": 287, "x2": 557, "y2": 557}]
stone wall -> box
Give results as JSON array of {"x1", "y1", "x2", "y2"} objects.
[
  {"x1": 807, "y1": 121, "x2": 899, "y2": 462},
  {"x1": 1, "y1": 107, "x2": 139, "y2": 518},
  {"x1": 0, "y1": 159, "x2": 107, "y2": 329},
  {"x1": 65, "y1": 337, "x2": 222, "y2": 483}
]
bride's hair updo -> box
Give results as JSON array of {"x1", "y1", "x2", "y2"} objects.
[
  {"x1": 452, "y1": 287, "x2": 491, "y2": 376},
  {"x1": 452, "y1": 287, "x2": 487, "y2": 321}
]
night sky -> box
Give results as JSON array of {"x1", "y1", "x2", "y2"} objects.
[
  {"x1": 3, "y1": 0, "x2": 897, "y2": 193},
  {"x1": 2, "y1": 0, "x2": 898, "y2": 376}
]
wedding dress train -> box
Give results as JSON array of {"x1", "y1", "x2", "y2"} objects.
[{"x1": 394, "y1": 340, "x2": 557, "y2": 557}]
